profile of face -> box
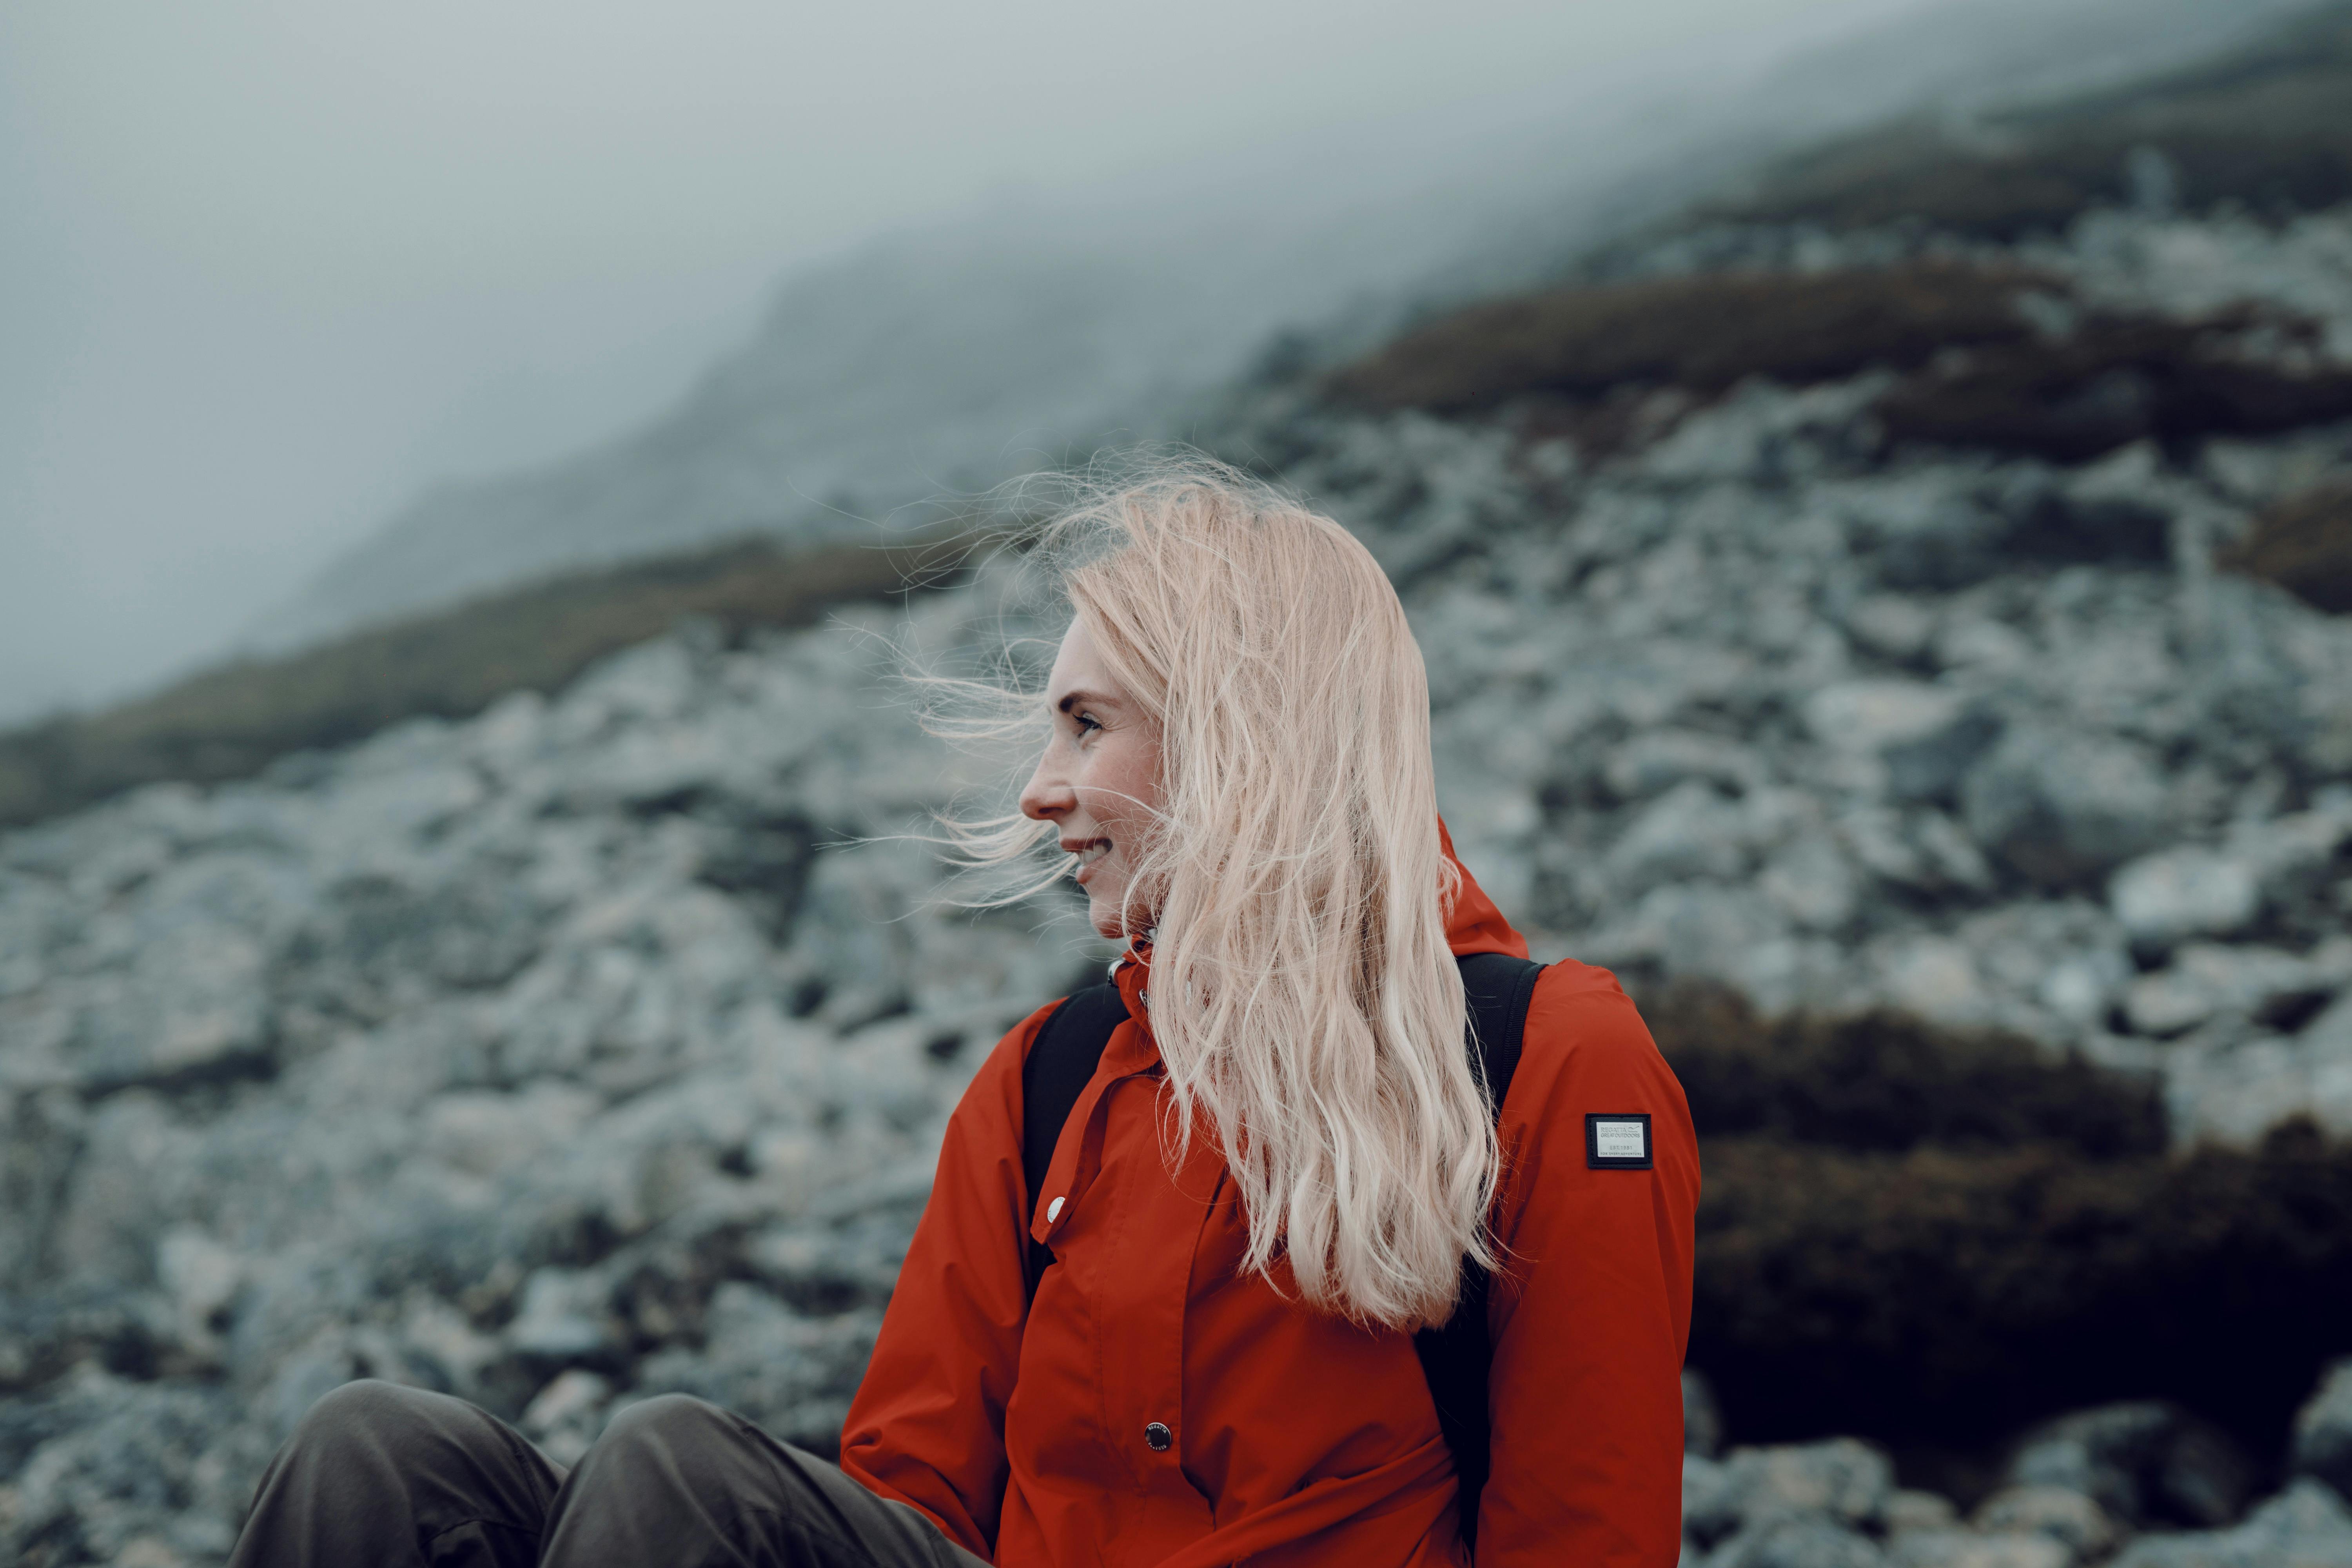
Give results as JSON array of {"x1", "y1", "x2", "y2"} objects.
[{"x1": 1018, "y1": 619, "x2": 1165, "y2": 941}]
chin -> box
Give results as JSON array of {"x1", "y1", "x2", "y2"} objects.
[{"x1": 1084, "y1": 890, "x2": 1130, "y2": 942}]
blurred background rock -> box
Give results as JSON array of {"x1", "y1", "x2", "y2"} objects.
[{"x1": 5, "y1": 1, "x2": 2352, "y2": 1563}]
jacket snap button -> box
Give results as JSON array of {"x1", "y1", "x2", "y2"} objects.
[
  {"x1": 1144, "y1": 1422, "x2": 1172, "y2": 1452},
  {"x1": 1046, "y1": 1196, "x2": 1065, "y2": 1223}
]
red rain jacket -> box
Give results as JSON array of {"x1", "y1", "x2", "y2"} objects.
[{"x1": 841, "y1": 835, "x2": 1699, "y2": 1566}]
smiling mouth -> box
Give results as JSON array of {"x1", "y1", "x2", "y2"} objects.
[{"x1": 1065, "y1": 838, "x2": 1111, "y2": 883}]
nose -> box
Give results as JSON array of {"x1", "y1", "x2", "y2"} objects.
[{"x1": 1019, "y1": 747, "x2": 1074, "y2": 823}]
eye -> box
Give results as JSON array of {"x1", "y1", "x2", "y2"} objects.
[{"x1": 1073, "y1": 711, "x2": 1103, "y2": 737}]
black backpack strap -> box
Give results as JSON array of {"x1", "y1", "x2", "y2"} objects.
[
  {"x1": 1019, "y1": 980, "x2": 1129, "y2": 1292},
  {"x1": 1415, "y1": 951, "x2": 1545, "y2": 1546},
  {"x1": 1456, "y1": 951, "x2": 1542, "y2": 1113}
]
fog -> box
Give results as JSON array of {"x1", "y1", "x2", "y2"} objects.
[{"x1": 0, "y1": 0, "x2": 2041, "y2": 724}]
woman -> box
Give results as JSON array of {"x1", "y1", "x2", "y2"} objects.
[{"x1": 229, "y1": 466, "x2": 1697, "y2": 1567}]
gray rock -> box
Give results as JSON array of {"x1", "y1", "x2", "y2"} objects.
[
  {"x1": 1605, "y1": 781, "x2": 1764, "y2": 894},
  {"x1": 1837, "y1": 806, "x2": 1996, "y2": 898},
  {"x1": 520, "y1": 1368, "x2": 615, "y2": 1468},
  {"x1": 1975, "y1": 1484, "x2": 2124, "y2": 1561},
  {"x1": 1874, "y1": 934, "x2": 1994, "y2": 1027},
  {"x1": 2007, "y1": 1402, "x2": 2253, "y2": 1530},
  {"x1": 2229, "y1": 807, "x2": 2352, "y2": 906},
  {"x1": 2121, "y1": 944, "x2": 2337, "y2": 1040},
  {"x1": 154, "y1": 1227, "x2": 243, "y2": 1357},
  {"x1": 2295, "y1": 1359, "x2": 2352, "y2": 1501},
  {"x1": 1804, "y1": 681, "x2": 2002, "y2": 804},
  {"x1": 1844, "y1": 595, "x2": 1940, "y2": 664},
  {"x1": 1683, "y1": 1438, "x2": 1893, "y2": 1543},
  {"x1": 0, "y1": 1374, "x2": 251, "y2": 1567},
  {"x1": 507, "y1": 1268, "x2": 619, "y2": 1361},
  {"x1": 1962, "y1": 729, "x2": 2170, "y2": 889},
  {"x1": 2164, "y1": 1000, "x2": 2352, "y2": 1146},
  {"x1": 1604, "y1": 731, "x2": 1769, "y2": 802},
  {"x1": 2038, "y1": 947, "x2": 2136, "y2": 1029},
  {"x1": 1831, "y1": 470, "x2": 2018, "y2": 591},
  {"x1": 66, "y1": 922, "x2": 274, "y2": 1095},
  {"x1": 1759, "y1": 833, "x2": 1864, "y2": 932},
  {"x1": 1687, "y1": 1453, "x2": 1735, "y2": 1540},
  {"x1": 2110, "y1": 849, "x2": 2262, "y2": 953},
  {"x1": 2111, "y1": 1479, "x2": 2352, "y2": 1568}
]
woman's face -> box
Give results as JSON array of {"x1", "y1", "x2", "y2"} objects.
[{"x1": 1019, "y1": 619, "x2": 1164, "y2": 941}]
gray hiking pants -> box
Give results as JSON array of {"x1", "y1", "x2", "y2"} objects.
[{"x1": 227, "y1": 1379, "x2": 988, "y2": 1568}]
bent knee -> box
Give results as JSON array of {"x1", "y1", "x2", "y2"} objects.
[
  {"x1": 294, "y1": 1377, "x2": 459, "y2": 1447},
  {"x1": 593, "y1": 1392, "x2": 734, "y2": 1454}
]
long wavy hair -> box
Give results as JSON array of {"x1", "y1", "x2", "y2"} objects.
[{"x1": 933, "y1": 458, "x2": 1499, "y2": 1330}]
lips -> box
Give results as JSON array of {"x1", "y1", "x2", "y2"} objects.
[{"x1": 1063, "y1": 838, "x2": 1112, "y2": 885}]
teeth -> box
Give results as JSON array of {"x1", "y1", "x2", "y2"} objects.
[{"x1": 1077, "y1": 841, "x2": 1110, "y2": 866}]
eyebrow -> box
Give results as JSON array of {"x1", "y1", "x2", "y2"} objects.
[{"x1": 1055, "y1": 689, "x2": 1120, "y2": 715}]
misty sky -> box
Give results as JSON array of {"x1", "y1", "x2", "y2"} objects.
[{"x1": 0, "y1": 0, "x2": 1946, "y2": 726}]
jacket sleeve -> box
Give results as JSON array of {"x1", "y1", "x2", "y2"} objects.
[
  {"x1": 1477, "y1": 964, "x2": 1699, "y2": 1568},
  {"x1": 838, "y1": 1003, "x2": 1055, "y2": 1559}
]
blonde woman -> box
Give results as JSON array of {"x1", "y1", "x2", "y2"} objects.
[{"x1": 229, "y1": 465, "x2": 1697, "y2": 1567}]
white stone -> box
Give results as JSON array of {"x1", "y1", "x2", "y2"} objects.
[
  {"x1": 2110, "y1": 849, "x2": 2261, "y2": 949},
  {"x1": 1878, "y1": 936, "x2": 1990, "y2": 1026},
  {"x1": 1805, "y1": 681, "x2": 1965, "y2": 754},
  {"x1": 1975, "y1": 1484, "x2": 2121, "y2": 1560},
  {"x1": 2122, "y1": 944, "x2": 2331, "y2": 1039}
]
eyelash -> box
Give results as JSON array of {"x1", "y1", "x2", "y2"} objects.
[{"x1": 1073, "y1": 713, "x2": 1102, "y2": 736}]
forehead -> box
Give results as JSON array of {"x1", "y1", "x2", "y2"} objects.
[{"x1": 1045, "y1": 619, "x2": 1128, "y2": 703}]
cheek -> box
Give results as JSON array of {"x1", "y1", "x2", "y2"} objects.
[{"x1": 1096, "y1": 744, "x2": 1161, "y2": 830}]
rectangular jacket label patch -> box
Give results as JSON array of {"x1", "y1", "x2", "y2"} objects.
[{"x1": 1586, "y1": 1113, "x2": 1653, "y2": 1169}]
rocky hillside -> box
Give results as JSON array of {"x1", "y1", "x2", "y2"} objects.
[
  {"x1": 0, "y1": 530, "x2": 971, "y2": 831},
  {"x1": 11, "y1": 12, "x2": 2352, "y2": 1568},
  {"x1": 1230, "y1": 194, "x2": 2352, "y2": 1151}
]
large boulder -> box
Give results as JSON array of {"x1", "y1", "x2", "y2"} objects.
[
  {"x1": 2006, "y1": 1402, "x2": 2253, "y2": 1530},
  {"x1": 2120, "y1": 943, "x2": 2343, "y2": 1039},
  {"x1": 2111, "y1": 1479, "x2": 2352, "y2": 1568},
  {"x1": 1681, "y1": 1437, "x2": 1894, "y2": 1544},
  {"x1": 1962, "y1": 728, "x2": 2171, "y2": 889},
  {"x1": 1804, "y1": 681, "x2": 2003, "y2": 804},
  {"x1": 2109, "y1": 848, "x2": 2262, "y2": 954}
]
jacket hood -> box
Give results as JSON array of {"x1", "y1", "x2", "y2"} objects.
[{"x1": 1439, "y1": 817, "x2": 1528, "y2": 960}]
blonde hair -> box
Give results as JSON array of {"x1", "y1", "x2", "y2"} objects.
[{"x1": 936, "y1": 458, "x2": 1499, "y2": 1330}]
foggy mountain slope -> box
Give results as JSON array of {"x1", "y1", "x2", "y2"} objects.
[
  {"x1": 267, "y1": 236, "x2": 1199, "y2": 650},
  {"x1": 1699, "y1": 0, "x2": 2352, "y2": 241},
  {"x1": 1421, "y1": 0, "x2": 2334, "y2": 307},
  {"x1": 263, "y1": 0, "x2": 2324, "y2": 652}
]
